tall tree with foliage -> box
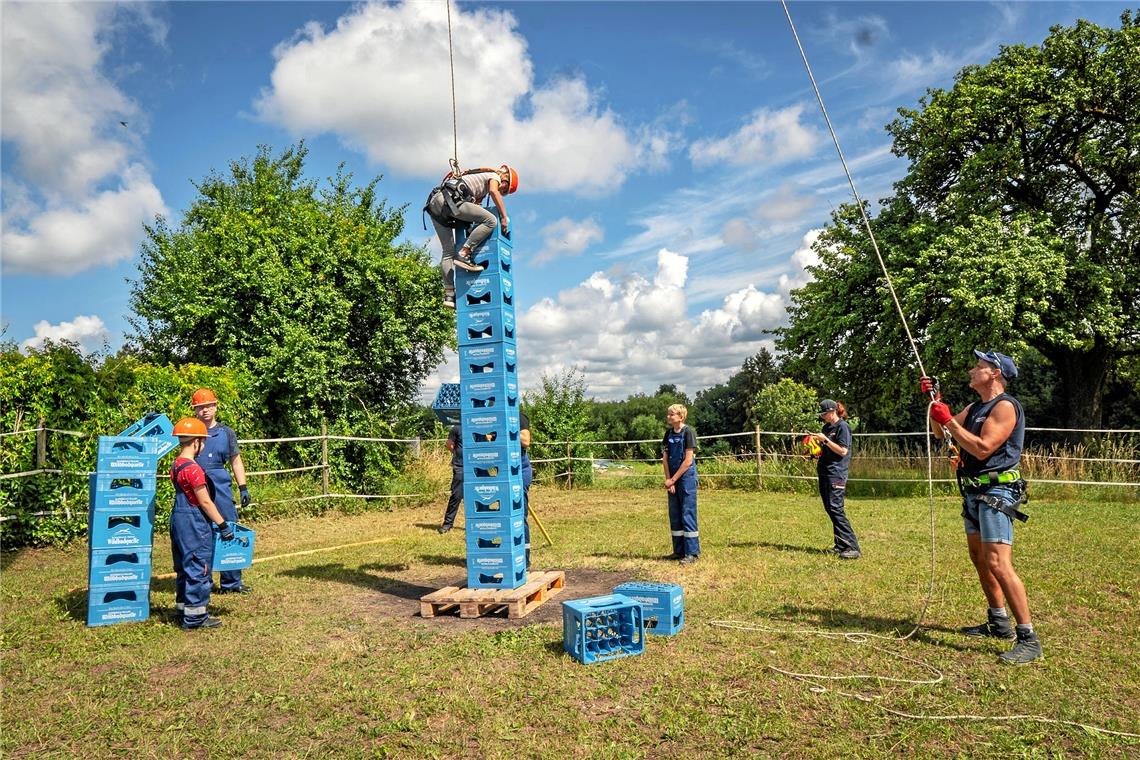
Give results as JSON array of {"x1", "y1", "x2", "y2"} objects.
[
  {"x1": 524, "y1": 368, "x2": 595, "y2": 487},
  {"x1": 781, "y1": 14, "x2": 1138, "y2": 429},
  {"x1": 128, "y1": 144, "x2": 452, "y2": 436}
]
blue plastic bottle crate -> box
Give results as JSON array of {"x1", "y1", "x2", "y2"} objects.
[
  {"x1": 117, "y1": 413, "x2": 179, "y2": 457},
  {"x1": 463, "y1": 445, "x2": 522, "y2": 481},
  {"x1": 214, "y1": 523, "x2": 255, "y2": 571},
  {"x1": 613, "y1": 581, "x2": 684, "y2": 635},
  {"x1": 89, "y1": 505, "x2": 155, "y2": 550},
  {"x1": 562, "y1": 594, "x2": 645, "y2": 664},
  {"x1": 466, "y1": 546, "x2": 527, "y2": 589},
  {"x1": 431, "y1": 383, "x2": 462, "y2": 425},
  {"x1": 88, "y1": 547, "x2": 153, "y2": 587},
  {"x1": 457, "y1": 306, "x2": 516, "y2": 346},
  {"x1": 459, "y1": 372, "x2": 519, "y2": 411},
  {"x1": 457, "y1": 271, "x2": 515, "y2": 309},
  {"x1": 465, "y1": 513, "x2": 526, "y2": 552},
  {"x1": 458, "y1": 343, "x2": 518, "y2": 378},
  {"x1": 469, "y1": 243, "x2": 512, "y2": 274},
  {"x1": 87, "y1": 583, "x2": 150, "y2": 627},
  {"x1": 460, "y1": 408, "x2": 520, "y2": 447},
  {"x1": 463, "y1": 477, "x2": 525, "y2": 517},
  {"x1": 89, "y1": 473, "x2": 156, "y2": 512},
  {"x1": 96, "y1": 436, "x2": 163, "y2": 475}
]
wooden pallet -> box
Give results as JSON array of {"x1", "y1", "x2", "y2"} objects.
[{"x1": 420, "y1": 570, "x2": 566, "y2": 619}]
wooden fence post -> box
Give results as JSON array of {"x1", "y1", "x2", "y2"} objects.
[
  {"x1": 755, "y1": 426, "x2": 763, "y2": 491},
  {"x1": 566, "y1": 442, "x2": 573, "y2": 490},
  {"x1": 321, "y1": 420, "x2": 330, "y2": 496},
  {"x1": 36, "y1": 417, "x2": 46, "y2": 470}
]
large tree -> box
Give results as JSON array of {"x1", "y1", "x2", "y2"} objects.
[
  {"x1": 128, "y1": 144, "x2": 452, "y2": 436},
  {"x1": 781, "y1": 13, "x2": 1139, "y2": 429}
]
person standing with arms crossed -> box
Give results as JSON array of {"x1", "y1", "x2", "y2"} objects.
[
  {"x1": 169, "y1": 417, "x2": 235, "y2": 630},
  {"x1": 809, "y1": 399, "x2": 861, "y2": 559},
  {"x1": 662, "y1": 404, "x2": 700, "y2": 565},
  {"x1": 192, "y1": 388, "x2": 252, "y2": 594},
  {"x1": 924, "y1": 350, "x2": 1042, "y2": 664}
]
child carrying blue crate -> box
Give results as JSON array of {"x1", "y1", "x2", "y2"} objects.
[{"x1": 169, "y1": 417, "x2": 236, "y2": 630}]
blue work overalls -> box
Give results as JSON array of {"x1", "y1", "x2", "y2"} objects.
[
  {"x1": 170, "y1": 460, "x2": 215, "y2": 627},
  {"x1": 197, "y1": 425, "x2": 242, "y2": 590},
  {"x1": 665, "y1": 426, "x2": 700, "y2": 558},
  {"x1": 521, "y1": 450, "x2": 533, "y2": 567}
]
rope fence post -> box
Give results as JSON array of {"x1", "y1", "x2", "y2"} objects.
[
  {"x1": 755, "y1": 426, "x2": 763, "y2": 491},
  {"x1": 321, "y1": 420, "x2": 329, "y2": 496},
  {"x1": 36, "y1": 418, "x2": 46, "y2": 469}
]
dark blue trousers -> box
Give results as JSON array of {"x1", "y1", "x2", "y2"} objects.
[
  {"x1": 170, "y1": 505, "x2": 214, "y2": 626},
  {"x1": 667, "y1": 470, "x2": 700, "y2": 557},
  {"x1": 818, "y1": 473, "x2": 859, "y2": 551}
]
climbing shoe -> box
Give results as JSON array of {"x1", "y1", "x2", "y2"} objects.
[
  {"x1": 998, "y1": 631, "x2": 1043, "y2": 665},
  {"x1": 960, "y1": 612, "x2": 1016, "y2": 640},
  {"x1": 443, "y1": 294, "x2": 456, "y2": 310},
  {"x1": 453, "y1": 250, "x2": 484, "y2": 272}
]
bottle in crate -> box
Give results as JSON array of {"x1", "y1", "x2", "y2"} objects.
[
  {"x1": 562, "y1": 594, "x2": 645, "y2": 664},
  {"x1": 613, "y1": 581, "x2": 684, "y2": 635}
]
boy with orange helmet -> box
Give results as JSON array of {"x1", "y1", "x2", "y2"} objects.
[
  {"x1": 192, "y1": 388, "x2": 252, "y2": 594},
  {"x1": 170, "y1": 417, "x2": 234, "y2": 630},
  {"x1": 424, "y1": 164, "x2": 518, "y2": 309}
]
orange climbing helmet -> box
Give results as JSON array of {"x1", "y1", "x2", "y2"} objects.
[
  {"x1": 499, "y1": 164, "x2": 519, "y2": 195},
  {"x1": 174, "y1": 417, "x2": 209, "y2": 439},
  {"x1": 190, "y1": 388, "x2": 218, "y2": 408}
]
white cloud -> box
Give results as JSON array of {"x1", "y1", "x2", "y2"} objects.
[
  {"x1": 721, "y1": 218, "x2": 760, "y2": 252},
  {"x1": 756, "y1": 183, "x2": 816, "y2": 224},
  {"x1": 533, "y1": 217, "x2": 604, "y2": 265},
  {"x1": 1, "y1": 4, "x2": 167, "y2": 275},
  {"x1": 22, "y1": 315, "x2": 109, "y2": 352},
  {"x1": 689, "y1": 104, "x2": 821, "y2": 168},
  {"x1": 777, "y1": 229, "x2": 823, "y2": 296},
  {"x1": 256, "y1": 2, "x2": 663, "y2": 194}
]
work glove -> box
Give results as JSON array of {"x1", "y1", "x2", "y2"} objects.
[
  {"x1": 929, "y1": 402, "x2": 954, "y2": 426},
  {"x1": 216, "y1": 520, "x2": 235, "y2": 542},
  {"x1": 239, "y1": 485, "x2": 251, "y2": 508},
  {"x1": 920, "y1": 376, "x2": 941, "y2": 401}
]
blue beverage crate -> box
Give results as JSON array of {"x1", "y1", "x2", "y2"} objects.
[
  {"x1": 463, "y1": 477, "x2": 525, "y2": 517},
  {"x1": 89, "y1": 505, "x2": 155, "y2": 550},
  {"x1": 459, "y1": 371, "x2": 519, "y2": 411},
  {"x1": 469, "y1": 242, "x2": 512, "y2": 275},
  {"x1": 458, "y1": 343, "x2": 518, "y2": 377},
  {"x1": 431, "y1": 383, "x2": 462, "y2": 425},
  {"x1": 117, "y1": 413, "x2": 179, "y2": 457},
  {"x1": 463, "y1": 445, "x2": 522, "y2": 481},
  {"x1": 86, "y1": 583, "x2": 150, "y2": 627},
  {"x1": 460, "y1": 408, "x2": 520, "y2": 447},
  {"x1": 562, "y1": 594, "x2": 646, "y2": 664},
  {"x1": 88, "y1": 547, "x2": 153, "y2": 587},
  {"x1": 96, "y1": 436, "x2": 163, "y2": 475},
  {"x1": 466, "y1": 545, "x2": 527, "y2": 589},
  {"x1": 89, "y1": 473, "x2": 156, "y2": 512},
  {"x1": 457, "y1": 305, "x2": 516, "y2": 346},
  {"x1": 465, "y1": 513, "x2": 526, "y2": 552},
  {"x1": 613, "y1": 581, "x2": 684, "y2": 635},
  {"x1": 457, "y1": 270, "x2": 515, "y2": 309},
  {"x1": 214, "y1": 523, "x2": 255, "y2": 571}
]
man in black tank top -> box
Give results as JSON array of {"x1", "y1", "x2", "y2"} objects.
[{"x1": 923, "y1": 350, "x2": 1043, "y2": 664}]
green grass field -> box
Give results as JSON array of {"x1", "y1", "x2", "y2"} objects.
[{"x1": 3, "y1": 488, "x2": 1138, "y2": 758}]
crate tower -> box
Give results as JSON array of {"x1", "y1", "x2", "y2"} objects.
[
  {"x1": 87, "y1": 413, "x2": 178, "y2": 626},
  {"x1": 453, "y1": 211, "x2": 527, "y2": 590}
]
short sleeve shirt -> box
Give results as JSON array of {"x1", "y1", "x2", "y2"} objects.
[
  {"x1": 171, "y1": 458, "x2": 207, "y2": 507},
  {"x1": 459, "y1": 171, "x2": 498, "y2": 203},
  {"x1": 519, "y1": 411, "x2": 530, "y2": 455},
  {"x1": 662, "y1": 425, "x2": 697, "y2": 474},
  {"x1": 817, "y1": 420, "x2": 853, "y2": 478}
]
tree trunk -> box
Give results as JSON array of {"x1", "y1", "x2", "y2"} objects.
[{"x1": 1047, "y1": 339, "x2": 1110, "y2": 438}]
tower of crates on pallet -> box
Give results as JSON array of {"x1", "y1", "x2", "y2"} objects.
[
  {"x1": 87, "y1": 414, "x2": 178, "y2": 626},
  {"x1": 454, "y1": 210, "x2": 527, "y2": 590}
]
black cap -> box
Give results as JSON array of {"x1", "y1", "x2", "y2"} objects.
[{"x1": 818, "y1": 399, "x2": 837, "y2": 418}]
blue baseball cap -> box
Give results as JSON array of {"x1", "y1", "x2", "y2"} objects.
[
  {"x1": 973, "y1": 349, "x2": 1018, "y2": 379},
  {"x1": 818, "y1": 399, "x2": 838, "y2": 418}
]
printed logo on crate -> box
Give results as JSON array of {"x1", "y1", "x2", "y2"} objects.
[
  {"x1": 86, "y1": 583, "x2": 150, "y2": 627},
  {"x1": 89, "y1": 548, "x2": 152, "y2": 586},
  {"x1": 457, "y1": 306, "x2": 516, "y2": 346},
  {"x1": 89, "y1": 510, "x2": 155, "y2": 550},
  {"x1": 213, "y1": 524, "x2": 255, "y2": 569},
  {"x1": 459, "y1": 343, "x2": 518, "y2": 375},
  {"x1": 613, "y1": 582, "x2": 684, "y2": 635},
  {"x1": 460, "y1": 272, "x2": 514, "y2": 308},
  {"x1": 562, "y1": 594, "x2": 646, "y2": 664}
]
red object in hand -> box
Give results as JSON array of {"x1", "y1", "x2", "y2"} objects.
[
  {"x1": 930, "y1": 402, "x2": 953, "y2": 425},
  {"x1": 920, "y1": 376, "x2": 940, "y2": 401}
]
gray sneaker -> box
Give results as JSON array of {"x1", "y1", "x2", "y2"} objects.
[
  {"x1": 961, "y1": 613, "x2": 1016, "y2": 640},
  {"x1": 998, "y1": 632, "x2": 1043, "y2": 665},
  {"x1": 838, "y1": 549, "x2": 862, "y2": 560}
]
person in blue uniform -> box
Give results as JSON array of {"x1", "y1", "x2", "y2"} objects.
[
  {"x1": 439, "y1": 424, "x2": 463, "y2": 533},
  {"x1": 808, "y1": 399, "x2": 861, "y2": 559},
  {"x1": 519, "y1": 411, "x2": 533, "y2": 568},
  {"x1": 925, "y1": 349, "x2": 1042, "y2": 664},
  {"x1": 191, "y1": 388, "x2": 252, "y2": 594},
  {"x1": 169, "y1": 417, "x2": 235, "y2": 630},
  {"x1": 661, "y1": 404, "x2": 699, "y2": 565}
]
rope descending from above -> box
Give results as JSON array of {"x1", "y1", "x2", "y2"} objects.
[{"x1": 445, "y1": 0, "x2": 460, "y2": 174}]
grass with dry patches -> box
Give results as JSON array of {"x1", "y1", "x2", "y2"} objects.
[{"x1": 2, "y1": 488, "x2": 1139, "y2": 758}]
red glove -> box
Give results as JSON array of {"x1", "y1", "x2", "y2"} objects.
[
  {"x1": 929, "y1": 402, "x2": 953, "y2": 425},
  {"x1": 919, "y1": 376, "x2": 940, "y2": 401}
]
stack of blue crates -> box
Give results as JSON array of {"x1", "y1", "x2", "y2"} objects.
[
  {"x1": 456, "y1": 211, "x2": 526, "y2": 590},
  {"x1": 562, "y1": 594, "x2": 646, "y2": 664},
  {"x1": 613, "y1": 581, "x2": 684, "y2": 635},
  {"x1": 86, "y1": 414, "x2": 177, "y2": 627}
]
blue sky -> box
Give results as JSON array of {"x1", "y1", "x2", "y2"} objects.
[{"x1": 1, "y1": 1, "x2": 1127, "y2": 401}]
